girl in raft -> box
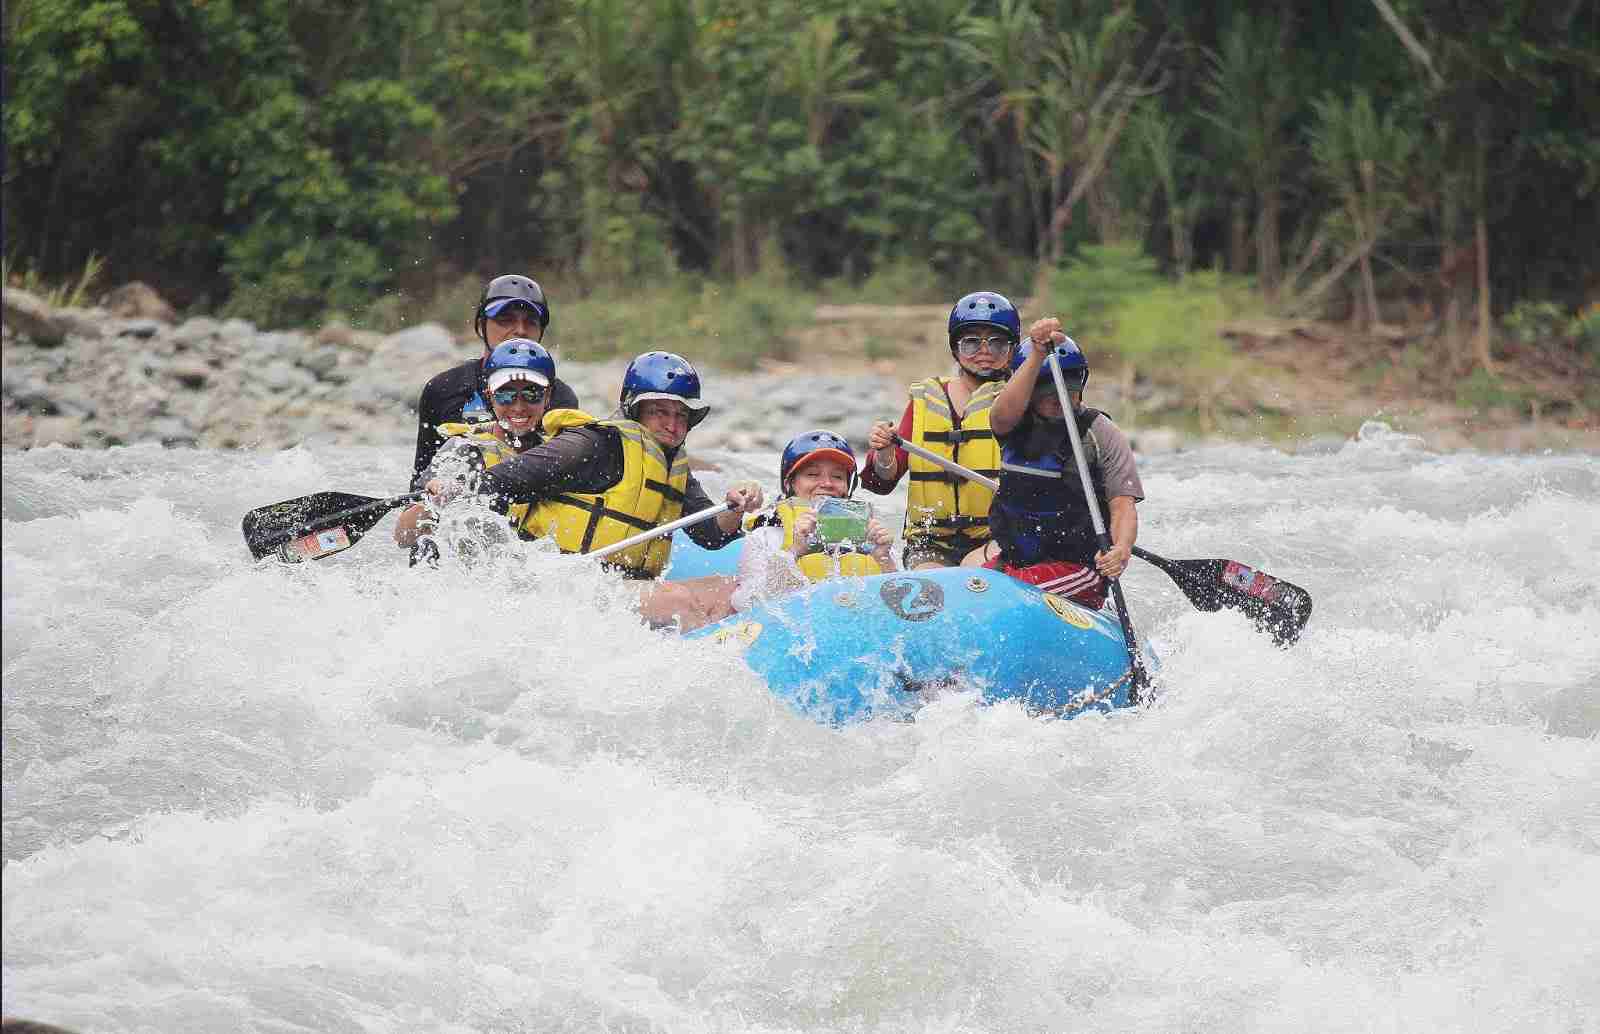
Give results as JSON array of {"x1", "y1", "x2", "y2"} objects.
[{"x1": 731, "y1": 430, "x2": 898, "y2": 612}]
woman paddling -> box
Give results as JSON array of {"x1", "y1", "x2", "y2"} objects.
[
  {"x1": 394, "y1": 338, "x2": 556, "y2": 554},
  {"x1": 861, "y1": 291, "x2": 1017, "y2": 569}
]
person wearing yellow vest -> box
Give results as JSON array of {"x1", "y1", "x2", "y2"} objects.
[
  {"x1": 452, "y1": 351, "x2": 762, "y2": 628},
  {"x1": 862, "y1": 291, "x2": 1019, "y2": 569},
  {"x1": 394, "y1": 338, "x2": 555, "y2": 553},
  {"x1": 731, "y1": 431, "x2": 897, "y2": 612}
]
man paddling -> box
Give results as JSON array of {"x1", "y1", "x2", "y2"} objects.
[
  {"x1": 409, "y1": 273, "x2": 581, "y2": 489},
  {"x1": 861, "y1": 291, "x2": 1017, "y2": 569},
  {"x1": 427, "y1": 350, "x2": 761, "y2": 628},
  {"x1": 974, "y1": 318, "x2": 1143, "y2": 608}
]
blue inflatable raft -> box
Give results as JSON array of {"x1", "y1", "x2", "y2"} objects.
[
  {"x1": 683, "y1": 561, "x2": 1145, "y2": 725},
  {"x1": 662, "y1": 527, "x2": 742, "y2": 580}
]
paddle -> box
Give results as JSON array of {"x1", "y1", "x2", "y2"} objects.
[
  {"x1": 243, "y1": 488, "x2": 735, "y2": 566},
  {"x1": 889, "y1": 428, "x2": 1312, "y2": 647},
  {"x1": 588, "y1": 501, "x2": 738, "y2": 561},
  {"x1": 1046, "y1": 351, "x2": 1151, "y2": 696},
  {"x1": 242, "y1": 490, "x2": 423, "y2": 562}
]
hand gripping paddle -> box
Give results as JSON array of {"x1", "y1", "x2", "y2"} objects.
[{"x1": 887, "y1": 431, "x2": 1313, "y2": 645}]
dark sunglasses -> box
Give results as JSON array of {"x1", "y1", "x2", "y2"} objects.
[{"x1": 491, "y1": 385, "x2": 547, "y2": 406}]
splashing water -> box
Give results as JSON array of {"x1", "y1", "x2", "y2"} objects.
[{"x1": 3, "y1": 433, "x2": 1597, "y2": 1033}]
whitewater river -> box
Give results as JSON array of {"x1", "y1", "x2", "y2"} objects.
[{"x1": 3, "y1": 424, "x2": 1597, "y2": 1033}]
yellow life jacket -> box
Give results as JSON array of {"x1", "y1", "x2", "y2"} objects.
[
  {"x1": 904, "y1": 377, "x2": 1001, "y2": 543},
  {"x1": 520, "y1": 409, "x2": 689, "y2": 578},
  {"x1": 434, "y1": 422, "x2": 531, "y2": 529},
  {"x1": 754, "y1": 497, "x2": 884, "y2": 582}
]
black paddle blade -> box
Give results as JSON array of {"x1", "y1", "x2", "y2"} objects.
[
  {"x1": 1132, "y1": 548, "x2": 1313, "y2": 646},
  {"x1": 242, "y1": 491, "x2": 395, "y2": 562}
]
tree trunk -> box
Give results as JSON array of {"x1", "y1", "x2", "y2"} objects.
[
  {"x1": 1358, "y1": 159, "x2": 1381, "y2": 329},
  {"x1": 1229, "y1": 200, "x2": 1249, "y2": 275},
  {"x1": 1474, "y1": 212, "x2": 1493, "y2": 372},
  {"x1": 1257, "y1": 187, "x2": 1281, "y2": 300}
]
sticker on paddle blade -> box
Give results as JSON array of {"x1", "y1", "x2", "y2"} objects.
[
  {"x1": 1042, "y1": 593, "x2": 1094, "y2": 629},
  {"x1": 1221, "y1": 561, "x2": 1286, "y2": 602},
  {"x1": 710, "y1": 621, "x2": 762, "y2": 647},
  {"x1": 280, "y1": 526, "x2": 352, "y2": 562}
]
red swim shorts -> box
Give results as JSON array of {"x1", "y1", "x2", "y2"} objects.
[{"x1": 983, "y1": 556, "x2": 1108, "y2": 609}]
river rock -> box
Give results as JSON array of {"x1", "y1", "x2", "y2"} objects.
[
  {"x1": 3, "y1": 288, "x2": 69, "y2": 346},
  {"x1": 377, "y1": 323, "x2": 456, "y2": 363},
  {"x1": 102, "y1": 281, "x2": 177, "y2": 323}
]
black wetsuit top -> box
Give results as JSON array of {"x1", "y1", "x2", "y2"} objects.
[
  {"x1": 476, "y1": 423, "x2": 741, "y2": 552},
  {"x1": 411, "y1": 358, "x2": 580, "y2": 490}
]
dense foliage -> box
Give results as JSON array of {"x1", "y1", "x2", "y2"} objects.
[{"x1": 5, "y1": 0, "x2": 1596, "y2": 347}]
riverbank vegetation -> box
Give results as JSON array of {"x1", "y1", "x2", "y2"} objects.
[{"x1": 6, "y1": 0, "x2": 1595, "y2": 424}]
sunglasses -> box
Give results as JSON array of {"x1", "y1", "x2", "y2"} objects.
[
  {"x1": 491, "y1": 385, "x2": 547, "y2": 406},
  {"x1": 955, "y1": 334, "x2": 1014, "y2": 357}
]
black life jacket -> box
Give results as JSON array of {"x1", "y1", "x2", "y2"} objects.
[{"x1": 989, "y1": 408, "x2": 1110, "y2": 566}]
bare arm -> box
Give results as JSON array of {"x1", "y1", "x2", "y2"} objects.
[
  {"x1": 393, "y1": 503, "x2": 433, "y2": 547},
  {"x1": 989, "y1": 343, "x2": 1043, "y2": 436},
  {"x1": 1095, "y1": 496, "x2": 1138, "y2": 578},
  {"x1": 993, "y1": 317, "x2": 1068, "y2": 436}
]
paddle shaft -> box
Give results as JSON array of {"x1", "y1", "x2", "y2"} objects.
[
  {"x1": 586, "y1": 501, "x2": 737, "y2": 561},
  {"x1": 311, "y1": 492, "x2": 423, "y2": 536},
  {"x1": 1047, "y1": 354, "x2": 1148, "y2": 693},
  {"x1": 892, "y1": 433, "x2": 998, "y2": 492}
]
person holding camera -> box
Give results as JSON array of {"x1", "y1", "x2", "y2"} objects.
[{"x1": 731, "y1": 430, "x2": 897, "y2": 613}]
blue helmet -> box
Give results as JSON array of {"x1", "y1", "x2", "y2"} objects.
[
  {"x1": 475, "y1": 273, "x2": 550, "y2": 342},
  {"x1": 780, "y1": 430, "x2": 858, "y2": 495},
  {"x1": 948, "y1": 291, "x2": 1022, "y2": 351},
  {"x1": 1018, "y1": 336, "x2": 1089, "y2": 390},
  {"x1": 481, "y1": 339, "x2": 555, "y2": 445},
  {"x1": 483, "y1": 339, "x2": 556, "y2": 392},
  {"x1": 619, "y1": 351, "x2": 710, "y2": 429}
]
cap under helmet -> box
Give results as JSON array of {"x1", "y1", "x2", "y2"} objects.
[
  {"x1": 780, "y1": 430, "x2": 859, "y2": 495},
  {"x1": 475, "y1": 274, "x2": 550, "y2": 342},
  {"x1": 480, "y1": 338, "x2": 556, "y2": 446}
]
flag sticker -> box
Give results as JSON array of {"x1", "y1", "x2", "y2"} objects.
[
  {"x1": 285, "y1": 527, "x2": 352, "y2": 561},
  {"x1": 1223, "y1": 561, "x2": 1281, "y2": 602}
]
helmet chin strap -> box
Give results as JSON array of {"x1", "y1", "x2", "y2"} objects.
[
  {"x1": 958, "y1": 358, "x2": 1007, "y2": 382},
  {"x1": 497, "y1": 415, "x2": 534, "y2": 450}
]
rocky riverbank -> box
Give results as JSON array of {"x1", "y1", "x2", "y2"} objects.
[{"x1": 5, "y1": 285, "x2": 1592, "y2": 459}]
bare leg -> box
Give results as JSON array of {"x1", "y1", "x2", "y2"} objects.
[
  {"x1": 961, "y1": 542, "x2": 999, "y2": 567},
  {"x1": 635, "y1": 575, "x2": 737, "y2": 632}
]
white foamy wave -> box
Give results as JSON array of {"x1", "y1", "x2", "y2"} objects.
[{"x1": 3, "y1": 442, "x2": 1597, "y2": 1032}]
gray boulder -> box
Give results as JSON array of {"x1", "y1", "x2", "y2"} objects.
[
  {"x1": 102, "y1": 281, "x2": 177, "y2": 323},
  {"x1": 3, "y1": 288, "x2": 69, "y2": 346}
]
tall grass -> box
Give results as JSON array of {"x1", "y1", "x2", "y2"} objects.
[{"x1": 3, "y1": 253, "x2": 106, "y2": 308}]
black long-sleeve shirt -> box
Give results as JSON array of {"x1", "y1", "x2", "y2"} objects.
[
  {"x1": 476, "y1": 423, "x2": 741, "y2": 551},
  {"x1": 411, "y1": 358, "x2": 580, "y2": 489}
]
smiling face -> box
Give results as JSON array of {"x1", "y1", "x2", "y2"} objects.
[
  {"x1": 635, "y1": 398, "x2": 692, "y2": 449},
  {"x1": 787, "y1": 457, "x2": 853, "y2": 501},
  {"x1": 489, "y1": 378, "x2": 549, "y2": 438}
]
